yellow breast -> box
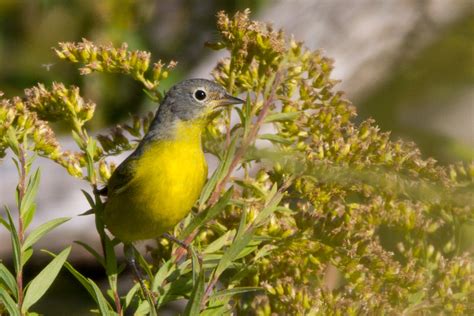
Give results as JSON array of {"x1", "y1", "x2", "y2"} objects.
[{"x1": 104, "y1": 120, "x2": 207, "y2": 242}]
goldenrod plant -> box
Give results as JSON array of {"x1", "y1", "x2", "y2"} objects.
[{"x1": 1, "y1": 9, "x2": 473, "y2": 315}]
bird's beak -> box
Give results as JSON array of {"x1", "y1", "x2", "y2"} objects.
[{"x1": 214, "y1": 94, "x2": 245, "y2": 107}]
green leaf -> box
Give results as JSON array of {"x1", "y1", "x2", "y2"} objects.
[
  {"x1": 0, "y1": 216, "x2": 10, "y2": 232},
  {"x1": 44, "y1": 250, "x2": 96, "y2": 300},
  {"x1": 77, "y1": 208, "x2": 94, "y2": 216},
  {"x1": 81, "y1": 189, "x2": 95, "y2": 208},
  {"x1": 134, "y1": 246, "x2": 153, "y2": 281},
  {"x1": 235, "y1": 243, "x2": 261, "y2": 260},
  {"x1": 0, "y1": 263, "x2": 17, "y2": 299},
  {"x1": 4, "y1": 206, "x2": 21, "y2": 274},
  {"x1": 253, "y1": 186, "x2": 284, "y2": 226},
  {"x1": 181, "y1": 188, "x2": 233, "y2": 239},
  {"x1": 88, "y1": 278, "x2": 112, "y2": 315},
  {"x1": 189, "y1": 245, "x2": 201, "y2": 286},
  {"x1": 20, "y1": 169, "x2": 41, "y2": 228},
  {"x1": 134, "y1": 300, "x2": 151, "y2": 316},
  {"x1": 183, "y1": 268, "x2": 205, "y2": 316},
  {"x1": 214, "y1": 212, "x2": 254, "y2": 277},
  {"x1": 210, "y1": 287, "x2": 261, "y2": 300},
  {"x1": 71, "y1": 130, "x2": 84, "y2": 149},
  {"x1": 22, "y1": 246, "x2": 71, "y2": 312},
  {"x1": 203, "y1": 230, "x2": 236, "y2": 254},
  {"x1": 200, "y1": 303, "x2": 229, "y2": 316},
  {"x1": 258, "y1": 134, "x2": 293, "y2": 145},
  {"x1": 103, "y1": 234, "x2": 117, "y2": 276},
  {"x1": 22, "y1": 217, "x2": 71, "y2": 251},
  {"x1": 234, "y1": 107, "x2": 246, "y2": 129},
  {"x1": 235, "y1": 204, "x2": 248, "y2": 240},
  {"x1": 21, "y1": 203, "x2": 36, "y2": 231},
  {"x1": 151, "y1": 259, "x2": 175, "y2": 292},
  {"x1": 214, "y1": 227, "x2": 255, "y2": 278},
  {"x1": 0, "y1": 290, "x2": 20, "y2": 316},
  {"x1": 74, "y1": 241, "x2": 105, "y2": 267},
  {"x1": 264, "y1": 111, "x2": 301, "y2": 123},
  {"x1": 124, "y1": 283, "x2": 140, "y2": 310},
  {"x1": 43, "y1": 249, "x2": 115, "y2": 314},
  {"x1": 243, "y1": 94, "x2": 252, "y2": 135},
  {"x1": 155, "y1": 276, "x2": 192, "y2": 306},
  {"x1": 21, "y1": 248, "x2": 33, "y2": 266}
]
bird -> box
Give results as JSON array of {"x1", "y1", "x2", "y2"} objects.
[{"x1": 102, "y1": 79, "x2": 243, "y2": 243}]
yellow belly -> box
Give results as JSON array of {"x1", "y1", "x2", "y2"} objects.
[{"x1": 104, "y1": 122, "x2": 207, "y2": 242}]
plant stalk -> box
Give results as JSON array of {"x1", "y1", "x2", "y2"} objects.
[{"x1": 16, "y1": 145, "x2": 27, "y2": 315}]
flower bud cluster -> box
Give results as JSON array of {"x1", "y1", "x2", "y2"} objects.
[
  {"x1": 0, "y1": 94, "x2": 84, "y2": 178},
  {"x1": 55, "y1": 39, "x2": 176, "y2": 93},
  {"x1": 205, "y1": 10, "x2": 473, "y2": 315}
]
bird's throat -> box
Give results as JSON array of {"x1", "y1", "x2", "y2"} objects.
[{"x1": 173, "y1": 119, "x2": 205, "y2": 144}]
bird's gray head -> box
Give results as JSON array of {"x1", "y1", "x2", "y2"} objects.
[{"x1": 159, "y1": 78, "x2": 243, "y2": 122}]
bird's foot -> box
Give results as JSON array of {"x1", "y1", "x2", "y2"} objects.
[{"x1": 124, "y1": 244, "x2": 157, "y2": 308}]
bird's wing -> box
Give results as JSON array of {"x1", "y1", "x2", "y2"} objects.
[{"x1": 107, "y1": 157, "x2": 139, "y2": 195}]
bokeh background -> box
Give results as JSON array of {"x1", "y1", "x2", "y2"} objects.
[{"x1": 0, "y1": 0, "x2": 472, "y2": 314}]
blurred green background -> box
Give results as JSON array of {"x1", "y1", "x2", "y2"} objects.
[
  {"x1": 0, "y1": 0, "x2": 472, "y2": 162},
  {"x1": 0, "y1": 0, "x2": 261, "y2": 126},
  {"x1": 0, "y1": 1, "x2": 472, "y2": 315}
]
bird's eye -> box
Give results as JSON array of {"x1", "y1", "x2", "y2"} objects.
[{"x1": 194, "y1": 89, "x2": 207, "y2": 101}]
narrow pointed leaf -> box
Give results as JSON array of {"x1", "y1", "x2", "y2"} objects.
[
  {"x1": 151, "y1": 259, "x2": 175, "y2": 292},
  {"x1": 264, "y1": 111, "x2": 301, "y2": 123},
  {"x1": 124, "y1": 283, "x2": 140, "y2": 309},
  {"x1": 22, "y1": 246, "x2": 71, "y2": 312},
  {"x1": 134, "y1": 246, "x2": 153, "y2": 280},
  {"x1": 190, "y1": 245, "x2": 201, "y2": 286},
  {"x1": 21, "y1": 248, "x2": 33, "y2": 266},
  {"x1": 0, "y1": 216, "x2": 10, "y2": 231},
  {"x1": 210, "y1": 287, "x2": 262, "y2": 300},
  {"x1": 78, "y1": 208, "x2": 94, "y2": 216},
  {"x1": 0, "y1": 290, "x2": 20, "y2": 316},
  {"x1": 214, "y1": 227, "x2": 255, "y2": 278},
  {"x1": 88, "y1": 278, "x2": 112, "y2": 315},
  {"x1": 134, "y1": 300, "x2": 151, "y2": 316},
  {"x1": 0, "y1": 263, "x2": 17, "y2": 299},
  {"x1": 182, "y1": 188, "x2": 233, "y2": 239},
  {"x1": 20, "y1": 169, "x2": 40, "y2": 225},
  {"x1": 21, "y1": 203, "x2": 36, "y2": 230},
  {"x1": 22, "y1": 217, "x2": 71, "y2": 251},
  {"x1": 81, "y1": 189, "x2": 95, "y2": 208},
  {"x1": 254, "y1": 189, "x2": 284, "y2": 226},
  {"x1": 44, "y1": 250, "x2": 95, "y2": 299},
  {"x1": 183, "y1": 268, "x2": 205, "y2": 316},
  {"x1": 103, "y1": 234, "x2": 117, "y2": 275},
  {"x1": 5, "y1": 206, "x2": 21, "y2": 273},
  {"x1": 74, "y1": 241, "x2": 105, "y2": 267},
  {"x1": 258, "y1": 134, "x2": 293, "y2": 145},
  {"x1": 203, "y1": 230, "x2": 235, "y2": 254}
]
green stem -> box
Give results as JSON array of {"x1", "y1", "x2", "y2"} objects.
[
  {"x1": 76, "y1": 122, "x2": 122, "y2": 315},
  {"x1": 16, "y1": 145, "x2": 27, "y2": 315}
]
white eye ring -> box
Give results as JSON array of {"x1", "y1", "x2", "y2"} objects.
[{"x1": 193, "y1": 88, "x2": 207, "y2": 102}]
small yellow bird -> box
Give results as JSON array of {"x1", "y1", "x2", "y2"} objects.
[{"x1": 102, "y1": 79, "x2": 243, "y2": 242}]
